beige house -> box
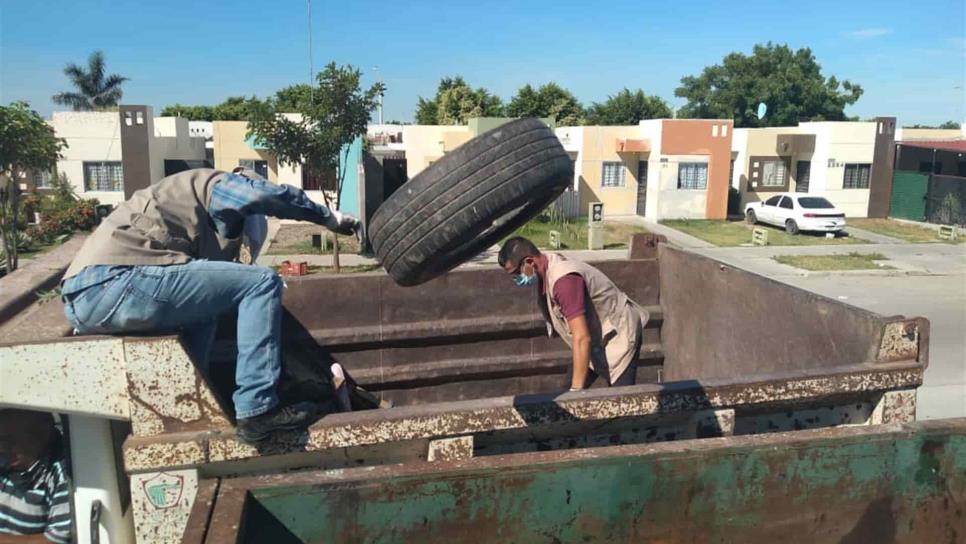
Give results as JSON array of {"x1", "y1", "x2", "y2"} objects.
[
  {"x1": 554, "y1": 119, "x2": 733, "y2": 220},
  {"x1": 401, "y1": 125, "x2": 472, "y2": 176},
  {"x1": 47, "y1": 110, "x2": 205, "y2": 205},
  {"x1": 732, "y1": 119, "x2": 896, "y2": 218}
]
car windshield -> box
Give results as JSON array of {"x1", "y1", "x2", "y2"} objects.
[{"x1": 798, "y1": 197, "x2": 835, "y2": 209}]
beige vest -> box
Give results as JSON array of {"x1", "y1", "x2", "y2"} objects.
[
  {"x1": 64, "y1": 169, "x2": 241, "y2": 279},
  {"x1": 542, "y1": 253, "x2": 649, "y2": 383}
]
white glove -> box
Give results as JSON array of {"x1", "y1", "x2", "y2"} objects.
[{"x1": 327, "y1": 210, "x2": 361, "y2": 236}]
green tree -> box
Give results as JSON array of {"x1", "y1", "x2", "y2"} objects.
[
  {"x1": 675, "y1": 43, "x2": 863, "y2": 128},
  {"x1": 273, "y1": 84, "x2": 314, "y2": 112},
  {"x1": 938, "y1": 121, "x2": 961, "y2": 130},
  {"x1": 584, "y1": 88, "x2": 672, "y2": 125},
  {"x1": 506, "y1": 83, "x2": 584, "y2": 126},
  {"x1": 0, "y1": 102, "x2": 67, "y2": 271},
  {"x1": 160, "y1": 104, "x2": 215, "y2": 120},
  {"x1": 415, "y1": 76, "x2": 503, "y2": 124},
  {"x1": 248, "y1": 62, "x2": 383, "y2": 271},
  {"x1": 52, "y1": 50, "x2": 128, "y2": 111}
]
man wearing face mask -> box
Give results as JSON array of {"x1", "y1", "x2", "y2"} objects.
[
  {"x1": 498, "y1": 237, "x2": 649, "y2": 391},
  {"x1": 0, "y1": 409, "x2": 72, "y2": 543},
  {"x1": 60, "y1": 168, "x2": 362, "y2": 443}
]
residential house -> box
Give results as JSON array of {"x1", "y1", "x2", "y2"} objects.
[
  {"x1": 211, "y1": 117, "x2": 362, "y2": 215},
  {"x1": 46, "y1": 107, "x2": 207, "y2": 205},
  {"x1": 555, "y1": 119, "x2": 733, "y2": 220},
  {"x1": 732, "y1": 118, "x2": 896, "y2": 218}
]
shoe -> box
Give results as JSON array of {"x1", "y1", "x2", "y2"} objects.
[{"x1": 236, "y1": 401, "x2": 317, "y2": 444}]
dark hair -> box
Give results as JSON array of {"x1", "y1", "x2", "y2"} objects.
[{"x1": 498, "y1": 237, "x2": 540, "y2": 269}]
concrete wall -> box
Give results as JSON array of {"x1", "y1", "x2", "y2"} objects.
[
  {"x1": 896, "y1": 127, "x2": 963, "y2": 141},
  {"x1": 402, "y1": 125, "x2": 472, "y2": 176},
  {"x1": 571, "y1": 126, "x2": 648, "y2": 216},
  {"x1": 655, "y1": 155, "x2": 709, "y2": 219},
  {"x1": 660, "y1": 119, "x2": 732, "y2": 219},
  {"x1": 554, "y1": 126, "x2": 584, "y2": 191},
  {"x1": 49, "y1": 112, "x2": 125, "y2": 205},
  {"x1": 150, "y1": 117, "x2": 206, "y2": 184},
  {"x1": 212, "y1": 121, "x2": 279, "y2": 181},
  {"x1": 800, "y1": 122, "x2": 876, "y2": 218}
]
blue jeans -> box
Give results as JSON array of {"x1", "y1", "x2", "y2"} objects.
[{"x1": 62, "y1": 261, "x2": 283, "y2": 418}]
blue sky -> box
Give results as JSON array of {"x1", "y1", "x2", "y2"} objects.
[{"x1": 1, "y1": 0, "x2": 963, "y2": 125}]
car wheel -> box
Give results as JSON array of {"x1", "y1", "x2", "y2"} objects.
[
  {"x1": 785, "y1": 219, "x2": 800, "y2": 235},
  {"x1": 369, "y1": 118, "x2": 573, "y2": 286},
  {"x1": 745, "y1": 210, "x2": 757, "y2": 225}
]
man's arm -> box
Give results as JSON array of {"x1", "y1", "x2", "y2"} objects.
[
  {"x1": 568, "y1": 314, "x2": 592, "y2": 390},
  {"x1": 553, "y1": 274, "x2": 591, "y2": 390},
  {"x1": 210, "y1": 173, "x2": 354, "y2": 237}
]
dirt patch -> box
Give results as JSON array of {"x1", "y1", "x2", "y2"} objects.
[{"x1": 267, "y1": 224, "x2": 361, "y2": 255}]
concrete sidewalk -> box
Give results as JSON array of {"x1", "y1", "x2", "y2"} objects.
[
  {"x1": 843, "y1": 226, "x2": 908, "y2": 245},
  {"x1": 611, "y1": 216, "x2": 715, "y2": 249}
]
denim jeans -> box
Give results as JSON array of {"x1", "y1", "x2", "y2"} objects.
[{"x1": 62, "y1": 261, "x2": 283, "y2": 418}]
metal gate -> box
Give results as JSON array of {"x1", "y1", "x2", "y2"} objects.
[
  {"x1": 925, "y1": 175, "x2": 966, "y2": 226},
  {"x1": 889, "y1": 170, "x2": 928, "y2": 221},
  {"x1": 636, "y1": 161, "x2": 648, "y2": 216},
  {"x1": 551, "y1": 189, "x2": 581, "y2": 219}
]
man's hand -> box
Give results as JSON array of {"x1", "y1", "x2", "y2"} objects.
[{"x1": 327, "y1": 210, "x2": 361, "y2": 236}]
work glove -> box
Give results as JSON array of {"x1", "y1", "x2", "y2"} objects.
[{"x1": 327, "y1": 210, "x2": 361, "y2": 237}]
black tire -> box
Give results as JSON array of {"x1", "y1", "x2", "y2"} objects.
[
  {"x1": 745, "y1": 210, "x2": 757, "y2": 225},
  {"x1": 785, "y1": 219, "x2": 800, "y2": 235},
  {"x1": 369, "y1": 118, "x2": 572, "y2": 286}
]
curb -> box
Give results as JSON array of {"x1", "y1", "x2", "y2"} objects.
[{"x1": 0, "y1": 235, "x2": 86, "y2": 326}]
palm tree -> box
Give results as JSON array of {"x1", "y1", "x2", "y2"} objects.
[{"x1": 52, "y1": 50, "x2": 129, "y2": 111}]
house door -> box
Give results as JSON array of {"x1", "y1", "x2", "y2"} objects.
[
  {"x1": 795, "y1": 161, "x2": 811, "y2": 193},
  {"x1": 636, "y1": 160, "x2": 648, "y2": 216}
]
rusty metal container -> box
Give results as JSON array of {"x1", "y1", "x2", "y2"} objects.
[{"x1": 189, "y1": 419, "x2": 966, "y2": 543}]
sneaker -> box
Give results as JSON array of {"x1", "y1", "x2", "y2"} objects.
[{"x1": 236, "y1": 402, "x2": 317, "y2": 444}]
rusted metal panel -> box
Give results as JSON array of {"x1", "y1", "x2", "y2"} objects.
[
  {"x1": 877, "y1": 318, "x2": 927, "y2": 365},
  {"x1": 124, "y1": 336, "x2": 232, "y2": 436},
  {"x1": 871, "y1": 389, "x2": 918, "y2": 424},
  {"x1": 0, "y1": 338, "x2": 129, "y2": 419},
  {"x1": 181, "y1": 478, "x2": 219, "y2": 544},
  {"x1": 658, "y1": 245, "x2": 910, "y2": 382},
  {"x1": 427, "y1": 435, "x2": 474, "y2": 462},
  {"x1": 124, "y1": 433, "x2": 209, "y2": 472},
  {"x1": 125, "y1": 362, "x2": 923, "y2": 471},
  {"x1": 195, "y1": 419, "x2": 966, "y2": 544},
  {"x1": 130, "y1": 468, "x2": 199, "y2": 544}
]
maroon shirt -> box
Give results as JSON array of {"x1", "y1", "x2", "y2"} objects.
[{"x1": 551, "y1": 273, "x2": 587, "y2": 320}]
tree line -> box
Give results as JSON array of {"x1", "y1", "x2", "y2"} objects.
[{"x1": 47, "y1": 44, "x2": 962, "y2": 130}]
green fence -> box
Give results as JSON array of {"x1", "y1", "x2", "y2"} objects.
[{"x1": 889, "y1": 170, "x2": 928, "y2": 221}]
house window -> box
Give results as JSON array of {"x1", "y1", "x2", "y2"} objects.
[
  {"x1": 83, "y1": 161, "x2": 124, "y2": 192},
  {"x1": 795, "y1": 161, "x2": 811, "y2": 193},
  {"x1": 601, "y1": 161, "x2": 625, "y2": 187},
  {"x1": 677, "y1": 162, "x2": 708, "y2": 190},
  {"x1": 760, "y1": 160, "x2": 788, "y2": 187},
  {"x1": 239, "y1": 159, "x2": 269, "y2": 179},
  {"x1": 302, "y1": 167, "x2": 338, "y2": 191},
  {"x1": 33, "y1": 170, "x2": 54, "y2": 189},
  {"x1": 843, "y1": 164, "x2": 872, "y2": 189}
]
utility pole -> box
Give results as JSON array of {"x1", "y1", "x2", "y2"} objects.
[
  {"x1": 373, "y1": 65, "x2": 384, "y2": 125},
  {"x1": 307, "y1": 0, "x2": 314, "y2": 100}
]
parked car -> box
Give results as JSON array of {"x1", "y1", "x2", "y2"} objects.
[{"x1": 745, "y1": 193, "x2": 846, "y2": 234}]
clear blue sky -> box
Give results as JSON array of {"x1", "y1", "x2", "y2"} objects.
[{"x1": 1, "y1": 0, "x2": 963, "y2": 125}]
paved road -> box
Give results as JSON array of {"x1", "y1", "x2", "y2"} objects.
[{"x1": 696, "y1": 242, "x2": 966, "y2": 420}]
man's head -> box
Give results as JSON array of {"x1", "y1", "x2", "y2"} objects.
[
  {"x1": 499, "y1": 237, "x2": 543, "y2": 287},
  {"x1": 0, "y1": 409, "x2": 56, "y2": 472}
]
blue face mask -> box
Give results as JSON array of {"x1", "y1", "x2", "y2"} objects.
[{"x1": 513, "y1": 273, "x2": 537, "y2": 287}]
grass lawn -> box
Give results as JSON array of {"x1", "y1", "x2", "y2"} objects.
[
  {"x1": 774, "y1": 252, "x2": 894, "y2": 271},
  {"x1": 266, "y1": 225, "x2": 361, "y2": 255},
  {"x1": 271, "y1": 263, "x2": 383, "y2": 276},
  {"x1": 661, "y1": 219, "x2": 867, "y2": 247},
  {"x1": 505, "y1": 218, "x2": 648, "y2": 250},
  {"x1": 848, "y1": 218, "x2": 965, "y2": 244}
]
